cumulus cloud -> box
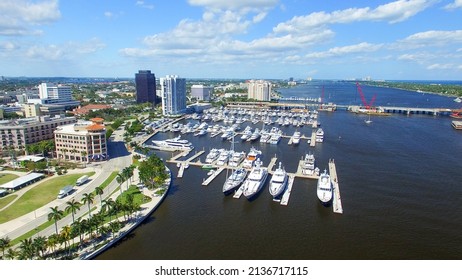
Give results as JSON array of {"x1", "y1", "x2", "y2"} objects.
[
  {"x1": 305, "y1": 42, "x2": 383, "y2": 59},
  {"x1": 274, "y1": 0, "x2": 436, "y2": 33},
  {"x1": 25, "y1": 38, "x2": 106, "y2": 60},
  {"x1": 0, "y1": 41, "x2": 18, "y2": 51},
  {"x1": 188, "y1": 0, "x2": 278, "y2": 11},
  {"x1": 397, "y1": 30, "x2": 462, "y2": 48},
  {"x1": 0, "y1": 0, "x2": 61, "y2": 36},
  {"x1": 444, "y1": 0, "x2": 462, "y2": 10}
]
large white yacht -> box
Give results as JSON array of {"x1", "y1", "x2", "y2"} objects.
[
  {"x1": 228, "y1": 151, "x2": 246, "y2": 167},
  {"x1": 222, "y1": 168, "x2": 248, "y2": 195},
  {"x1": 242, "y1": 158, "x2": 268, "y2": 200},
  {"x1": 242, "y1": 147, "x2": 261, "y2": 169},
  {"x1": 152, "y1": 136, "x2": 193, "y2": 151},
  {"x1": 317, "y1": 169, "x2": 333, "y2": 204},
  {"x1": 216, "y1": 150, "x2": 231, "y2": 166},
  {"x1": 269, "y1": 162, "x2": 288, "y2": 198},
  {"x1": 205, "y1": 148, "x2": 222, "y2": 164},
  {"x1": 292, "y1": 131, "x2": 301, "y2": 145},
  {"x1": 301, "y1": 153, "x2": 320, "y2": 176}
]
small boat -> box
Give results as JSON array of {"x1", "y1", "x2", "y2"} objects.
[
  {"x1": 201, "y1": 164, "x2": 215, "y2": 170},
  {"x1": 365, "y1": 115, "x2": 372, "y2": 124},
  {"x1": 454, "y1": 97, "x2": 462, "y2": 103},
  {"x1": 269, "y1": 162, "x2": 288, "y2": 198},
  {"x1": 317, "y1": 169, "x2": 333, "y2": 205},
  {"x1": 205, "y1": 148, "x2": 221, "y2": 164},
  {"x1": 292, "y1": 131, "x2": 301, "y2": 145},
  {"x1": 242, "y1": 147, "x2": 262, "y2": 169},
  {"x1": 222, "y1": 168, "x2": 248, "y2": 195}
]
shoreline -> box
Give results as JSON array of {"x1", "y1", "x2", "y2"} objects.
[{"x1": 78, "y1": 167, "x2": 172, "y2": 260}]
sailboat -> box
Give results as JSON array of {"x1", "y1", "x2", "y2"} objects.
[{"x1": 365, "y1": 115, "x2": 372, "y2": 124}]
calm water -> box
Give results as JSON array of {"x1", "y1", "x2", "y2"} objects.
[{"x1": 98, "y1": 82, "x2": 462, "y2": 260}]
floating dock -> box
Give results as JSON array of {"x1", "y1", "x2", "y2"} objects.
[
  {"x1": 310, "y1": 131, "x2": 316, "y2": 147},
  {"x1": 233, "y1": 185, "x2": 245, "y2": 199},
  {"x1": 177, "y1": 163, "x2": 186, "y2": 178},
  {"x1": 202, "y1": 167, "x2": 225, "y2": 186},
  {"x1": 280, "y1": 175, "x2": 295, "y2": 206},
  {"x1": 328, "y1": 159, "x2": 343, "y2": 214},
  {"x1": 267, "y1": 156, "x2": 278, "y2": 173}
]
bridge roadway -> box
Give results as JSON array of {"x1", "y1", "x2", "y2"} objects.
[{"x1": 226, "y1": 101, "x2": 455, "y2": 116}]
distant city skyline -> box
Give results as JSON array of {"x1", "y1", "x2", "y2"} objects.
[{"x1": 1, "y1": 0, "x2": 462, "y2": 80}]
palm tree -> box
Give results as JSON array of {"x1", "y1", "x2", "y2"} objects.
[
  {"x1": 70, "y1": 148, "x2": 78, "y2": 161},
  {"x1": 81, "y1": 151, "x2": 87, "y2": 167},
  {"x1": 94, "y1": 186, "x2": 104, "y2": 209},
  {"x1": 47, "y1": 206, "x2": 64, "y2": 235},
  {"x1": 60, "y1": 225, "x2": 72, "y2": 256},
  {"x1": 116, "y1": 173, "x2": 125, "y2": 195},
  {"x1": 47, "y1": 233, "x2": 59, "y2": 258},
  {"x1": 108, "y1": 221, "x2": 121, "y2": 240},
  {"x1": 102, "y1": 198, "x2": 115, "y2": 221},
  {"x1": 65, "y1": 199, "x2": 81, "y2": 223},
  {"x1": 0, "y1": 236, "x2": 11, "y2": 258},
  {"x1": 5, "y1": 248, "x2": 18, "y2": 260},
  {"x1": 32, "y1": 236, "x2": 47, "y2": 259},
  {"x1": 19, "y1": 238, "x2": 35, "y2": 260},
  {"x1": 81, "y1": 192, "x2": 95, "y2": 219}
]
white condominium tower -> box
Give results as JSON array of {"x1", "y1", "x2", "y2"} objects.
[
  {"x1": 160, "y1": 75, "x2": 186, "y2": 115},
  {"x1": 247, "y1": 80, "x2": 271, "y2": 101},
  {"x1": 38, "y1": 83, "x2": 73, "y2": 104}
]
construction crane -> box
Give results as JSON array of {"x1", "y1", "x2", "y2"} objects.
[{"x1": 356, "y1": 82, "x2": 377, "y2": 109}]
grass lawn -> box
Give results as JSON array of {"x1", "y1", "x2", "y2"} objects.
[
  {"x1": 0, "y1": 194, "x2": 17, "y2": 209},
  {"x1": 0, "y1": 172, "x2": 95, "y2": 224},
  {"x1": 0, "y1": 173, "x2": 19, "y2": 185}
]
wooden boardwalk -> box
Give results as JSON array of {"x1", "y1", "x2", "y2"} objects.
[
  {"x1": 280, "y1": 175, "x2": 295, "y2": 206},
  {"x1": 328, "y1": 159, "x2": 343, "y2": 214},
  {"x1": 310, "y1": 131, "x2": 316, "y2": 147},
  {"x1": 202, "y1": 167, "x2": 225, "y2": 186}
]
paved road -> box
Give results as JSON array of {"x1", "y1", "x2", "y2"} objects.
[{"x1": 0, "y1": 128, "x2": 132, "y2": 241}]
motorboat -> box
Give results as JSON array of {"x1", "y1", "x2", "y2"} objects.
[
  {"x1": 317, "y1": 169, "x2": 333, "y2": 204},
  {"x1": 228, "y1": 151, "x2": 246, "y2": 167},
  {"x1": 269, "y1": 162, "x2": 288, "y2": 198},
  {"x1": 292, "y1": 131, "x2": 301, "y2": 145},
  {"x1": 216, "y1": 150, "x2": 231, "y2": 166},
  {"x1": 248, "y1": 128, "x2": 261, "y2": 142},
  {"x1": 205, "y1": 148, "x2": 222, "y2": 164},
  {"x1": 301, "y1": 153, "x2": 319, "y2": 176},
  {"x1": 152, "y1": 136, "x2": 193, "y2": 151},
  {"x1": 242, "y1": 159, "x2": 268, "y2": 199},
  {"x1": 222, "y1": 168, "x2": 248, "y2": 195},
  {"x1": 242, "y1": 147, "x2": 262, "y2": 169}
]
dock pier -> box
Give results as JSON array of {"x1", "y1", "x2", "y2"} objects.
[
  {"x1": 202, "y1": 167, "x2": 225, "y2": 186},
  {"x1": 328, "y1": 159, "x2": 343, "y2": 214},
  {"x1": 267, "y1": 156, "x2": 278, "y2": 173},
  {"x1": 280, "y1": 175, "x2": 295, "y2": 206},
  {"x1": 233, "y1": 185, "x2": 245, "y2": 199},
  {"x1": 310, "y1": 131, "x2": 316, "y2": 147}
]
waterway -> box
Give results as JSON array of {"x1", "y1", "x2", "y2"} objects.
[{"x1": 98, "y1": 81, "x2": 462, "y2": 260}]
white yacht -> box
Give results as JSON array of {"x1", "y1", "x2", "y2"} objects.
[
  {"x1": 205, "y1": 148, "x2": 221, "y2": 164},
  {"x1": 240, "y1": 129, "x2": 252, "y2": 141},
  {"x1": 292, "y1": 131, "x2": 301, "y2": 145},
  {"x1": 152, "y1": 136, "x2": 193, "y2": 151},
  {"x1": 242, "y1": 159, "x2": 268, "y2": 200},
  {"x1": 222, "y1": 168, "x2": 248, "y2": 195},
  {"x1": 248, "y1": 128, "x2": 261, "y2": 142},
  {"x1": 315, "y1": 128, "x2": 324, "y2": 143},
  {"x1": 301, "y1": 153, "x2": 319, "y2": 176},
  {"x1": 228, "y1": 151, "x2": 246, "y2": 167},
  {"x1": 242, "y1": 147, "x2": 262, "y2": 169},
  {"x1": 216, "y1": 150, "x2": 231, "y2": 166},
  {"x1": 317, "y1": 169, "x2": 333, "y2": 204},
  {"x1": 269, "y1": 162, "x2": 288, "y2": 198},
  {"x1": 194, "y1": 129, "x2": 207, "y2": 136}
]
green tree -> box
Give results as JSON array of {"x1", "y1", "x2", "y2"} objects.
[
  {"x1": 0, "y1": 236, "x2": 11, "y2": 258},
  {"x1": 81, "y1": 192, "x2": 95, "y2": 219},
  {"x1": 4, "y1": 248, "x2": 18, "y2": 260},
  {"x1": 32, "y1": 236, "x2": 47, "y2": 259},
  {"x1": 65, "y1": 199, "x2": 81, "y2": 223},
  {"x1": 47, "y1": 206, "x2": 64, "y2": 235},
  {"x1": 94, "y1": 186, "x2": 104, "y2": 208},
  {"x1": 18, "y1": 238, "x2": 35, "y2": 260},
  {"x1": 116, "y1": 173, "x2": 125, "y2": 195}
]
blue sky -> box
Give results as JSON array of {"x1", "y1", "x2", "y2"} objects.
[{"x1": 0, "y1": 0, "x2": 461, "y2": 80}]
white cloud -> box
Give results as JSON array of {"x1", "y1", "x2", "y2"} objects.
[
  {"x1": 305, "y1": 42, "x2": 383, "y2": 59},
  {"x1": 444, "y1": 0, "x2": 462, "y2": 10},
  {"x1": 136, "y1": 1, "x2": 154, "y2": 10},
  {"x1": 25, "y1": 39, "x2": 106, "y2": 60},
  {"x1": 397, "y1": 30, "x2": 462, "y2": 48},
  {"x1": 427, "y1": 63, "x2": 456, "y2": 70},
  {"x1": 274, "y1": 0, "x2": 436, "y2": 34},
  {"x1": 104, "y1": 12, "x2": 114, "y2": 18},
  {"x1": 188, "y1": 0, "x2": 278, "y2": 11},
  {"x1": 0, "y1": 0, "x2": 61, "y2": 36},
  {"x1": 0, "y1": 41, "x2": 18, "y2": 51}
]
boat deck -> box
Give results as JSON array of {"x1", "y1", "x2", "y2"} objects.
[{"x1": 329, "y1": 159, "x2": 343, "y2": 214}]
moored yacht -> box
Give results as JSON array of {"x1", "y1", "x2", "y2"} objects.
[
  {"x1": 152, "y1": 136, "x2": 193, "y2": 151},
  {"x1": 228, "y1": 151, "x2": 246, "y2": 167},
  {"x1": 292, "y1": 131, "x2": 301, "y2": 145},
  {"x1": 242, "y1": 159, "x2": 268, "y2": 200},
  {"x1": 205, "y1": 148, "x2": 222, "y2": 164},
  {"x1": 242, "y1": 147, "x2": 262, "y2": 169},
  {"x1": 269, "y1": 162, "x2": 288, "y2": 198},
  {"x1": 216, "y1": 150, "x2": 231, "y2": 166},
  {"x1": 317, "y1": 169, "x2": 333, "y2": 205},
  {"x1": 301, "y1": 153, "x2": 319, "y2": 176},
  {"x1": 222, "y1": 168, "x2": 248, "y2": 195}
]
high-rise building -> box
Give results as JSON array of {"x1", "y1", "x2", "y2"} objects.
[
  {"x1": 135, "y1": 70, "x2": 156, "y2": 104},
  {"x1": 191, "y1": 85, "x2": 213, "y2": 101},
  {"x1": 247, "y1": 80, "x2": 272, "y2": 101},
  {"x1": 160, "y1": 75, "x2": 186, "y2": 115},
  {"x1": 37, "y1": 83, "x2": 74, "y2": 105}
]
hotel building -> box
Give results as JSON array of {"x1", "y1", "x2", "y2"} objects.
[
  {"x1": 191, "y1": 85, "x2": 213, "y2": 101},
  {"x1": 54, "y1": 118, "x2": 108, "y2": 162}
]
